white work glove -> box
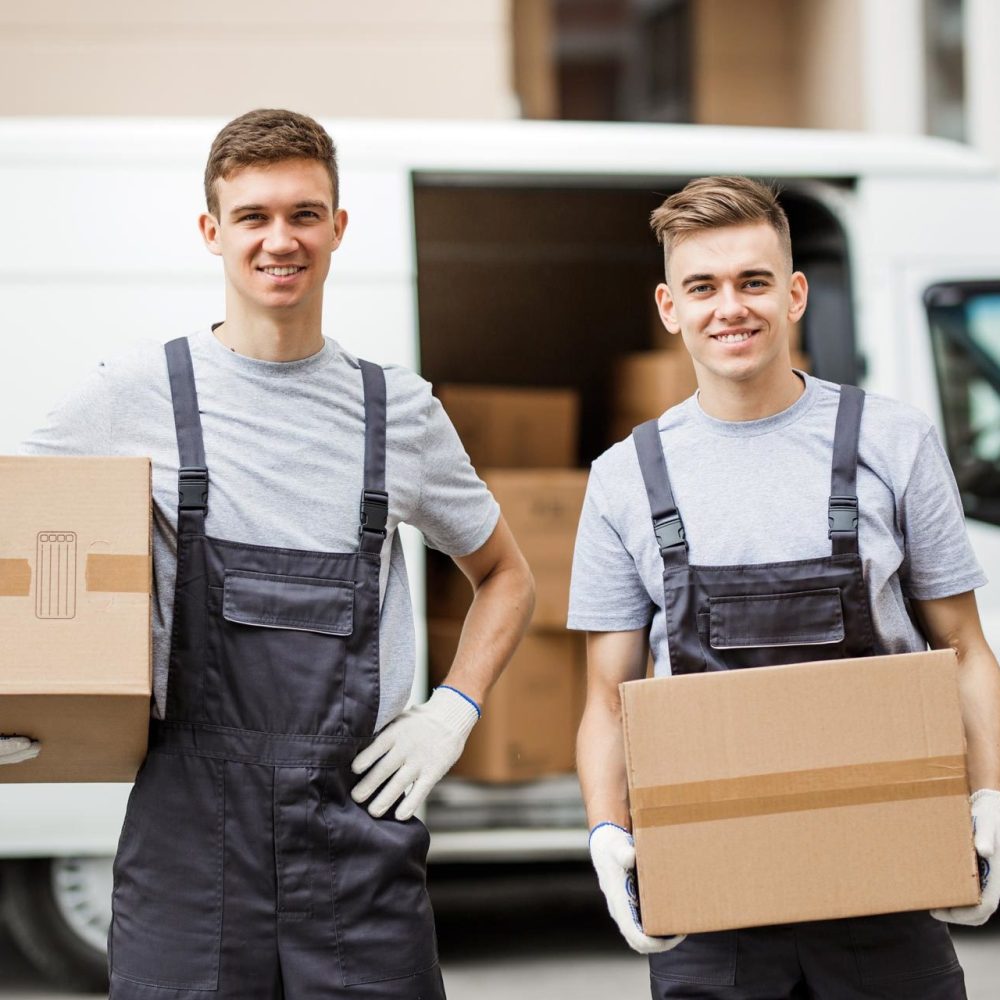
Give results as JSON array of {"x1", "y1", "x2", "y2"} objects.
[
  {"x1": 932, "y1": 788, "x2": 1000, "y2": 927},
  {"x1": 0, "y1": 736, "x2": 40, "y2": 765},
  {"x1": 350, "y1": 685, "x2": 480, "y2": 821},
  {"x1": 589, "y1": 821, "x2": 686, "y2": 954}
]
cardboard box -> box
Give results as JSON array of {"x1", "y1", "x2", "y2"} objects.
[
  {"x1": 440, "y1": 469, "x2": 587, "y2": 629},
  {"x1": 438, "y1": 385, "x2": 580, "y2": 469},
  {"x1": 0, "y1": 457, "x2": 152, "y2": 782},
  {"x1": 429, "y1": 620, "x2": 585, "y2": 782},
  {"x1": 621, "y1": 650, "x2": 979, "y2": 935}
]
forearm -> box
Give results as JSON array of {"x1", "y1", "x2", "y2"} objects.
[
  {"x1": 958, "y1": 644, "x2": 1000, "y2": 791},
  {"x1": 577, "y1": 691, "x2": 631, "y2": 830},
  {"x1": 438, "y1": 559, "x2": 534, "y2": 704}
]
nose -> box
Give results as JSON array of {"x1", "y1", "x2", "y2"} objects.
[
  {"x1": 714, "y1": 283, "x2": 749, "y2": 323},
  {"x1": 261, "y1": 220, "x2": 298, "y2": 256}
]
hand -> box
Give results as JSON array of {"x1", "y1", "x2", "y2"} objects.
[
  {"x1": 350, "y1": 686, "x2": 479, "y2": 821},
  {"x1": 589, "y1": 822, "x2": 686, "y2": 954},
  {"x1": 932, "y1": 788, "x2": 1000, "y2": 926},
  {"x1": 0, "y1": 736, "x2": 40, "y2": 766}
]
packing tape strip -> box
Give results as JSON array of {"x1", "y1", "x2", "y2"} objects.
[
  {"x1": 631, "y1": 755, "x2": 967, "y2": 828},
  {"x1": 0, "y1": 559, "x2": 31, "y2": 596},
  {"x1": 85, "y1": 555, "x2": 150, "y2": 594}
]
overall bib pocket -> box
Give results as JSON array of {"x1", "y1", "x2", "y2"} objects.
[
  {"x1": 110, "y1": 752, "x2": 224, "y2": 991},
  {"x1": 207, "y1": 570, "x2": 357, "y2": 733},
  {"x1": 708, "y1": 588, "x2": 846, "y2": 649}
]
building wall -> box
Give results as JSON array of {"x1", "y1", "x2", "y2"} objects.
[
  {"x1": 692, "y1": 0, "x2": 799, "y2": 127},
  {"x1": 795, "y1": 0, "x2": 864, "y2": 131},
  {"x1": 0, "y1": 0, "x2": 515, "y2": 117}
]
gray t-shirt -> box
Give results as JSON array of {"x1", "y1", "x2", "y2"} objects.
[
  {"x1": 19, "y1": 329, "x2": 500, "y2": 729},
  {"x1": 568, "y1": 372, "x2": 986, "y2": 673}
]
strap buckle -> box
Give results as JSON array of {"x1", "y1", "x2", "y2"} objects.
[
  {"x1": 178, "y1": 466, "x2": 208, "y2": 511},
  {"x1": 828, "y1": 495, "x2": 859, "y2": 535},
  {"x1": 653, "y1": 514, "x2": 686, "y2": 553},
  {"x1": 359, "y1": 489, "x2": 388, "y2": 537}
]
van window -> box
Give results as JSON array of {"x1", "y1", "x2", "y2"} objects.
[{"x1": 925, "y1": 281, "x2": 1000, "y2": 525}]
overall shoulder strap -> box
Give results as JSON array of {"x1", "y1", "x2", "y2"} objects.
[
  {"x1": 358, "y1": 359, "x2": 388, "y2": 555},
  {"x1": 633, "y1": 419, "x2": 689, "y2": 569},
  {"x1": 829, "y1": 384, "x2": 865, "y2": 556},
  {"x1": 164, "y1": 337, "x2": 208, "y2": 535}
]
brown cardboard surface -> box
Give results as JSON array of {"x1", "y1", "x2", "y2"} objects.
[
  {"x1": 480, "y1": 469, "x2": 587, "y2": 629},
  {"x1": 429, "y1": 620, "x2": 585, "y2": 782},
  {"x1": 0, "y1": 457, "x2": 152, "y2": 782},
  {"x1": 621, "y1": 650, "x2": 979, "y2": 934},
  {"x1": 439, "y1": 385, "x2": 580, "y2": 469}
]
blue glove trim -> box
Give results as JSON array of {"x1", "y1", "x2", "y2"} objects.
[
  {"x1": 436, "y1": 684, "x2": 482, "y2": 718},
  {"x1": 588, "y1": 820, "x2": 631, "y2": 844}
]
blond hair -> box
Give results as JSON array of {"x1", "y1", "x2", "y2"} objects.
[
  {"x1": 204, "y1": 109, "x2": 338, "y2": 217},
  {"x1": 650, "y1": 176, "x2": 792, "y2": 275}
]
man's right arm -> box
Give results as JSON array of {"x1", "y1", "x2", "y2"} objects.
[
  {"x1": 577, "y1": 628, "x2": 647, "y2": 830},
  {"x1": 578, "y1": 629, "x2": 685, "y2": 954}
]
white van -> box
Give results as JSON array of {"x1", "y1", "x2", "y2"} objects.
[{"x1": 1, "y1": 119, "x2": 998, "y2": 988}]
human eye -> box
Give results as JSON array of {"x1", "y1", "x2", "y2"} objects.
[
  {"x1": 295, "y1": 210, "x2": 321, "y2": 221},
  {"x1": 238, "y1": 213, "x2": 266, "y2": 223},
  {"x1": 689, "y1": 284, "x2": 712, "y2": 295},
  {"x1": 744, "y1": 278, "x2": 770, "y2": 290}
]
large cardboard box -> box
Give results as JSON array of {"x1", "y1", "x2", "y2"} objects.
[
  {"x1": 428, "y1": 620, "x2": 585, "y2": 782},
  {"x1": 438, "y1": 385, "x2": 580, "y2": 469},
  {"x1": 0, "y1": 457, "x2": 152, "y2": 782},
  {"x1": 621, "y1": 650, "x2": 979, "y2": 935},
  {"x1": 427, "y1": 469, "x2": 588, "y2": 628}
]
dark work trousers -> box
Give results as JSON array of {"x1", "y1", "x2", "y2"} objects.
[
  {"x1": 633, "y1": 385, "x2": 966, "y2": 1000},
  {"x1": 108, "y1": 337, "x2": 446, "y2": 999}
]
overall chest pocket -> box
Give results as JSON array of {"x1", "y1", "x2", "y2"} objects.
[
  {"x1": 205, "y1": 570, "x2": 358, "y2": 734},
  {"x1": 707, "y1": 587, "x2": 846, "y2": 650},
  {"x1": 222, "y1": 569, "x2": 355, "y2": 636}
]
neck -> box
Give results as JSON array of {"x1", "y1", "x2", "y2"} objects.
[
  {"x1": 695, "y1": 358, "x2": 805, "y2": 422},
  {"x1": 215, "y1": 297, "x2": 325, "y2": 362}
]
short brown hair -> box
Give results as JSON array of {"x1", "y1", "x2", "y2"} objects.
[
  {"x1": 649, "y1": 176, "x2": 792, "y2": 276},
  {"x1": 204, "y1": 109, "x2": 339, "y2": 217}
]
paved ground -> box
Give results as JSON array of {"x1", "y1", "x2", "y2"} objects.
[{"x1": 1, "y1": 865, "x2": 997, "y2": 998}]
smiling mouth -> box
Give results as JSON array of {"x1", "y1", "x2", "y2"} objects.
[
  {"x1": 259, "y1": 266, "x2": 306, "y2": 277},
  {"x1": 711, "y1": 330, "x2": 756, "y2": 344}
]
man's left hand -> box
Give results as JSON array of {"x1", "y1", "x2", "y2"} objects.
[
  {"x1": 932, "y1": 788, "x2": 1000, "y2": 926},
  {"x1": 350, "y1": 686, "x2": 480, "y2": 821}
]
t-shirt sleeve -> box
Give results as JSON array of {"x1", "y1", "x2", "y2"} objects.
[
  {"x1": 409, "y1": 392, "x2": 500, "y2": 557},
  {"x1": 567, "y1": 463, "x2": 654, "y2": 631},
  {"x1": 17, "y1": 364, "x2": 115, "y2": 457},
  {"x1": 898, "y1": 426, "x2": 988, "y2": 600}
]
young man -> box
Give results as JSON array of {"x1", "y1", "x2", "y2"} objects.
[
  {"x1": 569, "y1": 176, "x2": 1000, "y2": 998},
  {"x1": 2, "y1": 109, "x2": 534, "y2": 998}
]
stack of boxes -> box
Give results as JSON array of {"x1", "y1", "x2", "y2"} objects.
[{"x1": 428, "y1": 386, "x2": 588, "y2": 783}]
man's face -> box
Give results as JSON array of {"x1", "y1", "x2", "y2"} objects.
[
  {"x1": 199, "y1": 158, "x2": 346, "y2": 316},
  {"x1": 655, "y1": 222, "x2": 807, "y2": 385}
]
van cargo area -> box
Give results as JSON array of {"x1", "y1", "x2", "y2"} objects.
[{"x1": 414, "y1": 175, "x2": 857, "y2": 855}]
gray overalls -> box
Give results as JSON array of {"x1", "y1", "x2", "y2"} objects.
[
  {"x1": 108, "y1": 338, "x2": 446, "y2": 999},
  {"x1": 633, "y1": 385, "x2": 966, "y2": 1000}
]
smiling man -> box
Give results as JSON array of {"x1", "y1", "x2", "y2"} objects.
[
  {"x1": 11, "y1": 109, "x2": 535, "y2": 998},
  {"x1": 570, "y1": 176, "x2": 1000, "y2": 998}
]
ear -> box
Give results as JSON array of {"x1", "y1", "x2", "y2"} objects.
[
  {"x1": 655, "y1": 283, "x2": 682, "y2": 336},
  {"x1": 788, "y1": 271, "x2": 808, "y2": 323},
  {"x1": 199, "y1": 213, "x2": 222, "y2": 257},
  {"x1": 330, "y1": 208, "x2": 349, "y2": 252}
]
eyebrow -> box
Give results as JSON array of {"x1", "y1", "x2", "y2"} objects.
[
  {"x1": 228, "y1": 200, "x2": 330, "y2": 218},
  {"x1": 681, "y1": 268, "x2": 776, "y2": 287}
]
